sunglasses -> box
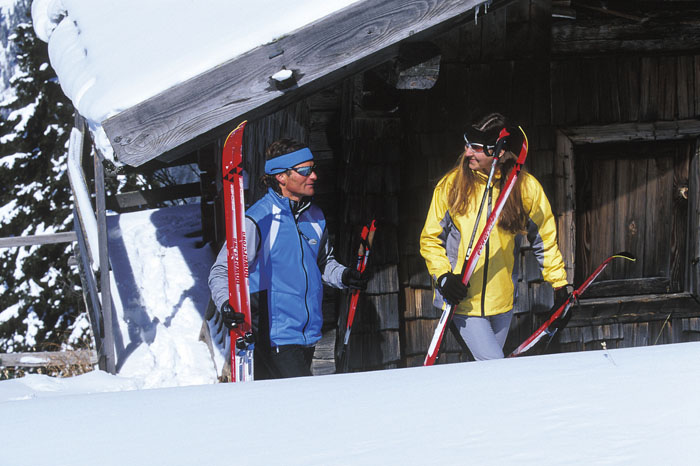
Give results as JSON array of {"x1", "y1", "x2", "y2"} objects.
[
  {"x1": 463, "y1": 134, "x2": 494, "y2": 152},
  {"x1": 290, "y1": 165, "x2": 317, "y2": 177}
]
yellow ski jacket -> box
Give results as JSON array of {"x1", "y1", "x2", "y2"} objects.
[{"x1": 420, "y1": 169, "x2": 568, "y2": 317}]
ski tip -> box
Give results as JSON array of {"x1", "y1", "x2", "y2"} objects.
[
  {"x1": 516, "y1": 125, "x2": 528, "y2": 163},
  {"x1": 613, "y1": 251, "x2": 636, "y2": 261},
  {"x1": 224, "y1": 120, "x2": 248, "y2": 142}
]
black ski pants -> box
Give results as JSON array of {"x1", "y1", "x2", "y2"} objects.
[{"x1": 255, "y1": 344, "x2": 315, "y2": 380}]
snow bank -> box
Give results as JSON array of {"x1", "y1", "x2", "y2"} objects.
[
  {"x1": 0, "y1": 370, "x2": 142, "y2": 401},
  {"x1": 2, "y1": 342, "x2": 700, "y2": 465},
  {"x1": 106, "y1": 203, "x2": 220, "y2": 388}
]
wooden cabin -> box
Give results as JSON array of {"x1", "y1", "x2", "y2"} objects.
[{"x1": 60, "y1": 0, "x2": 700, "y2": 373}]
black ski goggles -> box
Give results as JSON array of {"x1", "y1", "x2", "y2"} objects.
[{"x1": 290, "y1": 165, "x2": 317, "y2": 177}]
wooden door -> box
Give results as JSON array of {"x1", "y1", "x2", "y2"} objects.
[{"x1": 575, "y1": 141, "x2": 691, "y2": 297}]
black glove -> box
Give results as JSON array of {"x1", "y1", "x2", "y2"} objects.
[
  {"x1": 220, "y1": 302, "x2": 246, "y2": 330},
  {"x1": 550, "y1": 284, "x2": 575, "y2": 330},
  {"x1": 437, "y1": 272, "x2": 469, "y2": 306},
  {"x1": 342, "y1": 267, "x2": 369, "y2": 290}
]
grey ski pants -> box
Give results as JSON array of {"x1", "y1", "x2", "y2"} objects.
[{"x1": 452, "y1": 310, "x2": 513, "y2": 361}]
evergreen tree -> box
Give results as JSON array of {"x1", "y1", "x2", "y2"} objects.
[{"x1": 0, "y1": 2, "x2": 86, "y2": 356}]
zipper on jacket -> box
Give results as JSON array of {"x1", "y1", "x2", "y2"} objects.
[
  {"x1": 292, "y1": 200, "x2": 311, "y2": 345},
  {"x1": 481, "y1": 184, "x2": 493, "y2": 317}
]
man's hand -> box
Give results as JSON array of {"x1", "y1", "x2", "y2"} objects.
[
  {"x1": 437, "y1": 272, "x2": 469, "y2": 306},
  {"x1": 342, "y1": 267, "x2": 369, "y2": 290},
  {"x1": 220, "y1": 302, "x2": 246, "y2": 330}
]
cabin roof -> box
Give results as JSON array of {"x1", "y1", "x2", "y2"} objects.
[
  {"x1": 32, "y1": 0, "x2": 364, "y2": 162},
  {"x1": 32, "y1": 0, "x2": 495, "y2": 166}
]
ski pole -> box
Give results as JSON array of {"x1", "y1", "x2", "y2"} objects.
[
  {"x1": 434, "y1": 146, "x2": 501, "y2": 361},
  {"x1": 338, "y1": 219, "x2": 376, "y2": 372}
]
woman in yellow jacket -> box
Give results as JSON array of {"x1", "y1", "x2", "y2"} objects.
[{"x1": 420, "y1": 113, "x2": 569, "y2": 360}]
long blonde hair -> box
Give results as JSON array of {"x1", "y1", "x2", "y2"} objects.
[{"x1": 446, "y1": 114, "x2": 528, "y2": 234}]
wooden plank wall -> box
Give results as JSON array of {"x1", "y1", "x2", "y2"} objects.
[
  {"x1": 335, "y1": 75, "x2": 402, "y2": 371},
  {"x1": 199, "y1": 3, "x2": 700, "y2": 371},
  {"x1": 548, "y1": 8, "x2": 700, "y2": 353},
  {"x1": 551, "y1": 55, "x2": 700, "y2": 126},
  {"x1": 399, "y1": 0, "x2": 556, "y2": 366},
  {"x1": 553, "y1": 295, "x2": 700, "y2": 353}
]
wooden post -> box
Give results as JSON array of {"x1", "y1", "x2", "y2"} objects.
[
  {"x1": 94, "y1": 153, "x2": 116, "y2": 374},
  {"x1": 690, "y1": 138, "x2": 700, "y2": 299},
  {"x1": 555, "y1": 131, "x2": 575, "y2": 282},
  {"x1": 73, "y1": 211, "x2": 103, "y2": 359}
]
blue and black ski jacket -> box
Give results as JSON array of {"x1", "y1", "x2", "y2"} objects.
[{"x1": 209, "y1": 189, "x2": 345, "y2": 348}]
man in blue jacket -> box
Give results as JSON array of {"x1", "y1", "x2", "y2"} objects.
[{"x1": 209, "y1": 139, "x2": 366, "y2": 379}]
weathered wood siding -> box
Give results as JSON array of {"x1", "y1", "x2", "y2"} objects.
[
  {"x1": 547, "y1": 4, "x2": 700, "y2": 353},
  {"x1": 335, "y1": 75, "x2": 402, "y2": 371},
  {"x1": 200, "y1": 1, "x2": 700, "y2": 371},
  {"x1": 400, "y1": 1, "x2": 700, "y2": 363}
]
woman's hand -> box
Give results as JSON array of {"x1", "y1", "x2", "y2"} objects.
[{"x1": 437, "y1": 272, "x2": 469, "y2": 306}]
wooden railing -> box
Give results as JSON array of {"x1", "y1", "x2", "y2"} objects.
[
  {"x1": 2, "y1": 112, "x2": 207, "y2": 377},
  {"x1": 0, "y1": 231, "x2": 99, "y2": 373},
  {"x1": 67, "y1": 116, "x2": 117, "y2": 374},
  {"x1": 0, "y1": 350, "x2": 98, "y2": 369}
]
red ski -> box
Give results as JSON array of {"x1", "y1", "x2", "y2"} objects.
[
  {"x1": 424, "y1": 127, "x2": 529, "y2": 366},
  {"x1": 222, "y1": 120, "x2": 254, "y2": 382},
  {"x1": 338, "y1": 219, "x2": 376, "y2": 372},
  {"x1": 509, "y1": 251, "x2": 636, "y2": 357}
]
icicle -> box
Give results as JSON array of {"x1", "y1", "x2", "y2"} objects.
[{"x1": 474, "y1": 1, "x2": 492, "y2": 25}]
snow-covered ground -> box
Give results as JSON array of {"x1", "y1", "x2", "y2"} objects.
[
  {"x1": 2, "y1": 177, "x2": 699, "y2": 465},
  {"x1": 2, "y1": 342, "x2": 700, "y2": 465}
]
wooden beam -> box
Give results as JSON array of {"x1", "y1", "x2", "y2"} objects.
[
  {"x1": 73, "y1": 212, "x2": 103, "y2": 350},
  {"x1": 583, "y1": 277, "x2": 671, "y2": 299},
  {"x1": 94, "y1": 155, "x2": 116, "y2": 374},
  {"x1": 102, "y1": 0, "x2": 501, "y2": 166},
  {"x1": 555, "y1": 131, "x2": 575, "y2": 281},
  {"x1": 106, "y1": 182, "x2": 201, "y2": 212},
  {"x1": 561, "y1": 120, "x2": 700, "y2": 144},
  {"x1": 0, "y1": 232, "x2": 77, "y2": 249},
  {"x1": 568, "y1": 292, "x2": 700, "y2": 326},
  {"x1": 552, "y1": 18, "x2": 700, "y2": 55},
  {"x1": 690, "y1": 138, "x2": 700, "y2": 299},
  {"x1": 573, "y1": 4, "x2": 646, "y2": 22},
  {"x1": 0, "y1": 350, "x2": 98, "y2": 368}
]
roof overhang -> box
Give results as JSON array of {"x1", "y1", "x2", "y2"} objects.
[{"x1": 102, "y1": 0, "x2": 505, "y2": 166}]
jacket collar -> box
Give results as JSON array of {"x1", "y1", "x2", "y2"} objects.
[{"x1": 267, "y1": 188, "x2": 311, "y2": 219}]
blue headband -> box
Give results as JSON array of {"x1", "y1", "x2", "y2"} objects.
[{"x1": 264, "y1": 148, "x2": 314, "y2": 174}]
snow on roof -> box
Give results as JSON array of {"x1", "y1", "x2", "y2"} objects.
[{"x1": 31, "y1": 0, "x2": 360, "y2": 160}]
